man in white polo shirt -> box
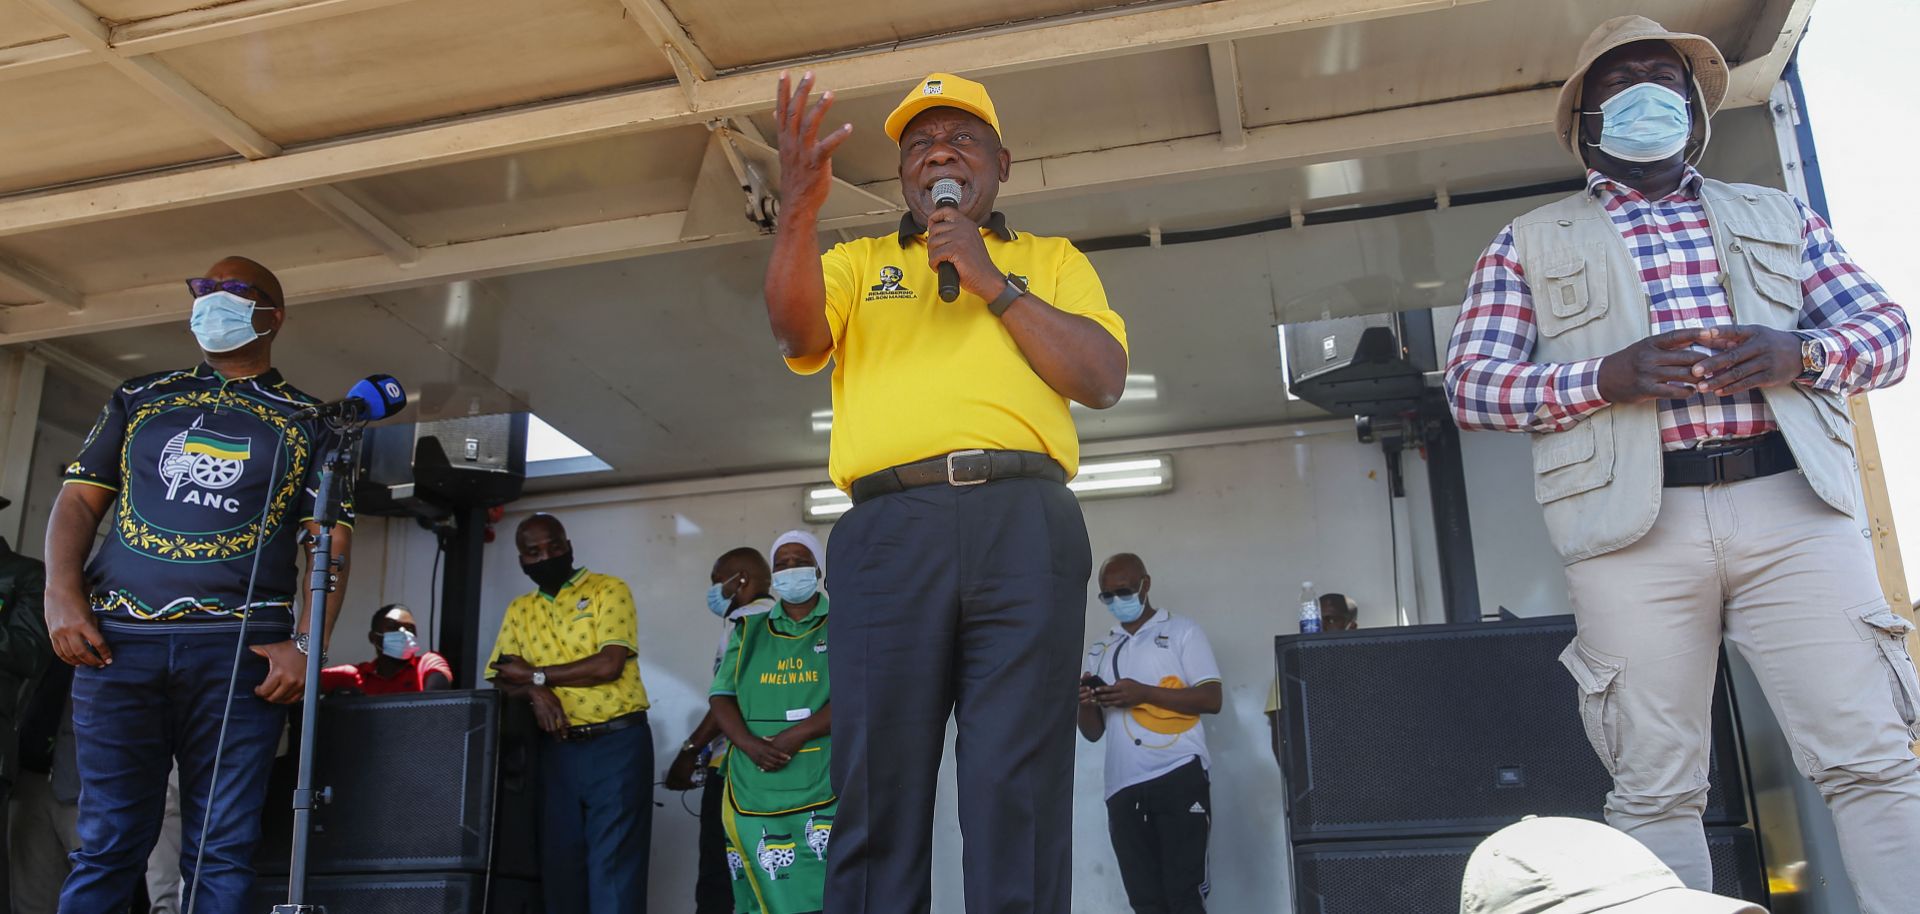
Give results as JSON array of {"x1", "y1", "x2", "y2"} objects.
[{"x1": 1077, "y1": 553, "x2": 1223, "y2": 914}]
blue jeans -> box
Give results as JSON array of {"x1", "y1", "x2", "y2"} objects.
[
  {"x1": 60, "y1": 625, "x2": 287, "y2": 914},
  {"x1": 540, "y1": 715, "x2": 653, "y2": 914}
]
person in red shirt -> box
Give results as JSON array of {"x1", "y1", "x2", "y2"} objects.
[{"x1": 320, "y1": 604, "x2": 452, "y2": 695}]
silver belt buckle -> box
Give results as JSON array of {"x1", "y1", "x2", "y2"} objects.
[{"x1": 946, "y1": 449, "x2": 989, "y2": 486}]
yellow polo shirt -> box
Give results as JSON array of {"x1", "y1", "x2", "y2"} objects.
[
  {"x1": 488, "y1": 569, "x2": 650, "y2": 727},
  {"x1": 787, "y1": 217, "x2": 1127, "y2": 489}
]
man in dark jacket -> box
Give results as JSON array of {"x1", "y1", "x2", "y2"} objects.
[{"x1": 0, "y1": 495, "x2": 56, "y2": 909}]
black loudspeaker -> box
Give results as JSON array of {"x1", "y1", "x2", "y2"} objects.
[
  {"x1": 1275, "y1": 615, "x2": 1748, "y2": 841},
  {"x1": 356, "y1": 412, "x2": 530, "y2": 517},
  {"x1": 255, "y1": 689, "x2": 539, "y2": 880},
  {"x1": 1285, "y1": 309, "x2": 1438, "y2": 417},
  {"x1": 1291, "y1": 827, "x2": 1767, "y2": 914},
  {"x1": 250, "y1": 872, "x2": 541, "y2": 914}
]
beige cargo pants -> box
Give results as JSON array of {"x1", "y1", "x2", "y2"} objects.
[{"x1": 1561, "y1": 471, "x2": 1920, "y2": 914}]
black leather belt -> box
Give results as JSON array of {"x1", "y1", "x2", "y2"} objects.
[
  {"x1": 563, "y1": 709, "x2": 647, "y2": 742},
  {"x1": 849, "y1": 449, "x2": 1067, "y2": 505},
  {"x1": 1662, "y1": 432, "x2": 1797, "y2": 487}
]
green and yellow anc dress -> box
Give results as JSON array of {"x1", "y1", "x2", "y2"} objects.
[{"x1": 709, "y1": 596, "x2": 834, "y2": 914}]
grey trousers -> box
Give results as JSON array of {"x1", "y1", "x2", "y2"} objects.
[
  {"x1": 10, "y1": 773, "x2": 78, "y2": 914},
  {"x1": 1561, "y1": 471, "x2": 1920, "y2": 914}
]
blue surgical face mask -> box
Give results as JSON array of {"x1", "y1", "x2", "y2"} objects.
[
  {"x1": 1585, "y1": 82, "x2": 1691, "y2": 163},
  {"x1": 1106, "y1": 593, "x2": 1145, "y2": 624},
  {"x1": 707, "y1": 582, "x2": 732, "y2": 617},
  {"x1": 189, "y1": 291, "x2": 267, "y2": 354},
  {"x1": 379, "y1": 629, "x2": 419, "y2": 661},
  {"x1": 771, "y1": 566, "x2": 819, "y2": 605}
]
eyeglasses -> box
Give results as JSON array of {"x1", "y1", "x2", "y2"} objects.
[
  {"x1": 1096, "y1": 587, "x2": 1138, "y2": 606},
  {"x1": 186, "y1": 278, "x2": 279, "y2": 308}
]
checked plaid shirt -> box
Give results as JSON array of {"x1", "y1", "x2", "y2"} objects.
[{"x1": 1445, "y1": 168, "x2": 1908, "y2": 451}]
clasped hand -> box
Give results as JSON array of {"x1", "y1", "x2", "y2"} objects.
[{"x1": 1597, "y1": 325, "x2": 1803, "y2": 404}]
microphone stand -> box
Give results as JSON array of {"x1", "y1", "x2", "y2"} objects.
[{"x1": 272, "y1": 418, "x2": 365, "y2": 914}]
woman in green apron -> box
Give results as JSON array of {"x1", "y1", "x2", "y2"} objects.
[{"x1": 709, "y1": 530, "x2": 833, "y2": 914}]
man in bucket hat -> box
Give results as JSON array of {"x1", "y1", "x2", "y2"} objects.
[
  {"x1": 1444, "y1": 15, "x2": 1918, "y2": 911},
  {"x1": 1461, "y1": 817, "x2": 1766, "y2": 914}
]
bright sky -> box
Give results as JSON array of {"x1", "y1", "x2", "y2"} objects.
[{"x1": 1797, "y1": 1, "x2": 1920, "y2": 595}]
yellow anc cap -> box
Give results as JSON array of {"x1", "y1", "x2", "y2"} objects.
[{"x1": 884, "y1": 73, "x2": 1001, "y2": 144}]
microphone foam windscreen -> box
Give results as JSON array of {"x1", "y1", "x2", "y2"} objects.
[{"x1": 347, "y1": 374, "x2": 407, "y2": 420}]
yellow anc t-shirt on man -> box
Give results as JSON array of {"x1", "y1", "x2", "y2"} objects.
[
  {"x1": 488, "y1": 568, "x2": 651, "y2": 727},
  {"x1": 786, "y1": 220, "x2": 1129, "y2": 490}
]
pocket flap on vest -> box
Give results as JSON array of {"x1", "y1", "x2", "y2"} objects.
[
  {"x1": 1532, "y1": 411, "x2": 1615, "y2": 504},
  {"x1": 1534, "y1": 420, "x2": 1595, "y2": 473},
  {"x1": 1726, "y1": 221, "x2": 1803, "y2": 310},
  {"x1": 1535, "y1": 246, "x2": 1611, "y2": 336}
]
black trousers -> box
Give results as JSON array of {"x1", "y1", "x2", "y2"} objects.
[
  {"x1": 1106, "y1": 759, "x2": 1211, "y2": 914},
  {"x1": 824, "y1": 478, "x2": 1091, "y2": 914},
  {"x1": 696, "y1": 773, "x2": 732, "y2": 914}
]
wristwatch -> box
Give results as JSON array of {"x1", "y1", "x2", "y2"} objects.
[
  {"x1": 291, "y1": 631, "x2": 325, "y2": 665},
  {"x1": 987, "y1": 272, "x2": 1028, "y2": 317},
  {"x1": 531, "y1": 669, "x2": 548, "y2": 687},
  {"x1": 1800, "y1": 336, "x2": 1827, "y2": 379}
]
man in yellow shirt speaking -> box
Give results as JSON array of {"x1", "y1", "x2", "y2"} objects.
[{"x1": 762, "y1": 70, "x2": 1129, "y2": 914}]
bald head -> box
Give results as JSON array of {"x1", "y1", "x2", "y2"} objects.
[
  {"x1": 206, "y1": 256, "x2": 284, "y2": 309},
  {"x1": 1100, "y1": 553, "x2": 1145, "y2": 579},
  {"x1": 1098, "y1": 552, "x2": 1151, "y2": 608},
  {"x1": 515, "y1": 514, "x2": 570, "y2": 566}
]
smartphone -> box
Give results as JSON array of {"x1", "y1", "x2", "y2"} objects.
[{"x1": 1081, "y1": 674, "x2": 1107, "y2": 689}]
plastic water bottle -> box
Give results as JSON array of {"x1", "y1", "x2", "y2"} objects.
[{"x1": 1299, "y1": 581, "x2": 1322, "y2": 634}]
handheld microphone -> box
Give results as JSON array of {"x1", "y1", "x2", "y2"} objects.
[
  {"x1": 931, "y1": 178, "x2": 963, "y2": 303},
  {"x1": 293, "y1": 374, "x2": 408, "y2": 422}
]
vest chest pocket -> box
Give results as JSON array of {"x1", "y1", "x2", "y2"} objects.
[
  {"x1": 1532, "y1": 409, "x2": 1616, "y2": 505},
  {"x1": 1535, "y1": 247, "x2": 1610, "y2": 338},
  {"x1": 1728, "y1": 223, "x2": 1804, "y2": 317}
]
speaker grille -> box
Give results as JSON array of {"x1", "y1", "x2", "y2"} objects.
[
  {"x1": 1277, "y1": 616, "x2": 1745, "y2": 840},
  {"x1": 256, "y1": 690, "x2": 540, "y2": 878},
  {"x1": 1293, "y1": 828, "x2": 1766, "y2": 914}
]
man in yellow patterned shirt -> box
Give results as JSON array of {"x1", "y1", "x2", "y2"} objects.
[{"x1": 487, "y1": 513, "x2": 652, "y2": 914}]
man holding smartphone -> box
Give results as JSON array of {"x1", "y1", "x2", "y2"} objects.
[{"x1": 1078, "y1": 553, "x2": 1223, "y2": 914}]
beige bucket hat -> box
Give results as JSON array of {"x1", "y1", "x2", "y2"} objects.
[
  {"x1": 1461, "y1": 817, "x2": 1766, "y2": 914},
  {"x1": 1555, "y1": 15, "x2": 1729, "y2": 166}
]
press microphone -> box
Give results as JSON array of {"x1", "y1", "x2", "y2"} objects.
[
  {"x1": 293, "y1": 374, "x2": 408, "y2": 422},
  {"x1": 932, "y1": 178, "x2": 963, "y2": 303}
]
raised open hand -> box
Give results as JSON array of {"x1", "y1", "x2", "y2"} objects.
[{"x1": 774, "y1": 70, "x2": 854, "y2": 221}]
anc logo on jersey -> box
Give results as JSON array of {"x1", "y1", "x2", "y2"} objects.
[
  {"x1": 117, "y1": 390, "x2": 309, "y2": 567},
  {"x1": 159, "y1": 419, "x2": 251, "y2": 505}
]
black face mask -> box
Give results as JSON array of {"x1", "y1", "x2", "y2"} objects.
[{"x1": 522, "y1": 551, "x2": 576, "y2": 595}]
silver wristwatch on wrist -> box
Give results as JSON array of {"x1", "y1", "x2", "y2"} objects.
[
  {"x1": 291, "y1": 631, "x2": 324, "y2": 664},
  {"x1": 531, "y1": 669, "x2": 548, "y2": 687}
]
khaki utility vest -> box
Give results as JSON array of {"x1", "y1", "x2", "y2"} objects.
[{"x1": 1508, "y1": 179, "x2": 1859, "y2": 563}]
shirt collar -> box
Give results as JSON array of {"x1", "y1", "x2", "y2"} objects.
[
  {"x1": 193, "y1": 361, "x2": 285, "y2": 388},
  {"x1": 537, "y1": 567, "x2": 590, "y2": 601},
  {"x1": 1584, "y1": 166, "x2": 1704, "y2": 203},
  {"x1": 896, "y1": 211, "x2": 1017, "y2": 248},
  {"x1": 772, "y1": 593, "x2": 830, "y2": 630},
  {"x1": 728, "y1": 595, "x2": 776, "y2": 621}
]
